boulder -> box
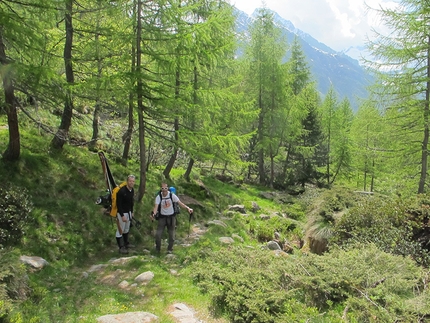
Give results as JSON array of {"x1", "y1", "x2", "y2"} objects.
[
  {"x1": 96, "y1": 312, "x2": 158, "y2": 323},
  {"x1": 20, "y1": 256, "x2": 48, "y2": 269},
  {"x1": 228, "y1": 205, "x2": 246, "y2": 214}
]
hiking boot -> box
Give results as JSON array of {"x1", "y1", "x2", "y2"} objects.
[
  {"x1": 119, "y1": 246, "x2": 129, "y2": 254},
  {"x1": 167, "y1": 250, "x2": 173, "y2": 254}
]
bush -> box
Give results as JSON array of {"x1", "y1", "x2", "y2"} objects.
[
  {"x1": 0, "y1": 185, "x2": 33, "y2": 246},
  {"x1": 189, "y1": 246, "x2": 322, "y2": 323},
  {"x1": 331, "y1": 194, "x2": 430, "y2": 266},
  {"x1": 0, "y1": 248, "x2": 30, "y2": 320},
  {"x1": 248, "y1": 216, "x2": 297, "y2": 242},
  {"x1": 188, "y1": 244, "x2": 428, "y2": 322}
]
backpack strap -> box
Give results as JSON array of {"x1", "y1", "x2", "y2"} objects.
[
  {"x1": 157, "y1": 191, "x2": 162, "y2": 215},
  {"x1": 157, "y1": 191, "x2": 175, "y2": 216}
]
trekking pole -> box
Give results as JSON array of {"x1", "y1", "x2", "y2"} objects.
[
  {"x1": 150, "y1": 212, "x2": 156, "y2": 238},
  {"x1": 131, "y1": 217, "x2": 142, "y2": 229},
  {"x1": 187, "y1": 210, "x2": 194, "y2": 238}
]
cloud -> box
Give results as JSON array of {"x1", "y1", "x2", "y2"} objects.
[{"x1": 231, "y1": 0, "x2": 399, "y2": 52}]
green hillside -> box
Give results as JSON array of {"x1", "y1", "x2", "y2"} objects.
[
  {"x1": 2, "y1": 1, "x2": 430, "y2": 321},
  {"x1": 1, "y1": 116, "x2": 430, "y2": 322}
]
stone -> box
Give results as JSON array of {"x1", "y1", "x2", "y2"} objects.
[
  {"x1": 251, "y1": 201, "x2": 260, "y2": 212},
  {"x1": 88, "y1": 264, "x2": 108, "y2": 273},
  {"x1": 118, "y1": 280, "x2": 129, "y2": 289},
  {"x1": 267, "y1": 241, "x2": 281, "y2": 250},
  {"x1": 19, "y1": 256, "x2": 49, "y2": 269},
  {"x1": 96, "y1": 312, "x2": 158, "y2": 323},
  {"x1": 228, "y1": 204, "x2": 246, "y2": 214},
  {"x1": 169, "y1": 303, "x2": 200, "y2": 323},
  {"x1": 134, "y1": 271, "x2": 154, "y2": 284},
  {"x1": 259, "y1": 214, "x2": 271, "y2": 220}
]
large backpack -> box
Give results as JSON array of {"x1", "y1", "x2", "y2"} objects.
[
  {"x1": 109, "y1": 182, "x2": 127, "y2": 217},
  {"x1": 157, "y1": 187, "x2": 180, "y2": 216}
]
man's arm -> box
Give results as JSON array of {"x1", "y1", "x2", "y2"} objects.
[
  {"x1": 178, "y1": 200, "x2": 193, "y2": 214},
  {"x1": 116, "y1": 188, "x2": 128, "y2": 222},
  {"x1": 151, "y1": 195, "x2": 160, "y2": 220},
  {"x1": 151, "y1": 203, "x2": 158, "y2": 216}
]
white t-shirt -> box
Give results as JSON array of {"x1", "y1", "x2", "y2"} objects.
[{"x1": 156, "y1": 192, "x2": 180, "y2": 216}]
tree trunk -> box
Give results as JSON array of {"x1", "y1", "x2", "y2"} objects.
[
  {"x1": 89, "y1": 5, "x2": 102, "y2": 152},
  {"x1": 269, "y1": 153, "x2": 274, "y2": 188},
  {"x1": 163, "y1": 68, "x2": 181, "y2": 180},
  {"x1": 89, "y1": 102, "x2": 100, "y2": 152},
  {"x1": 258, "y1": 84, "x2": 265, "y2": 185},
  {"x1": 184, "y1": 158, "x2": 194, "y2": 182},
  {"x1": 0, "y1": 28, "x2": 20, "y2": 161},
  {"x1": 282, "y1": 142, "x2": 292, "y2": 180},
  {"x1": 181, "y1": 65, "x2": 197, "y2": 182},
  {"x1": 136, "y1": 0, "x2": 146, "y2": 202},
  {"x1": 121, "y1": 91, "x2": 134, "y2": 166},
  {"x1": 418, "y1": 35, "x2": 430, "y2": 194},
  {"x1": 222, "y1": 161, "x2": 228, "y2": 175},
  {"x1": 163, "y1": 118, "x2": 179, "y2": 180},
  {"x1": 51, "y1": 0, "x2": 74, "y2": 150},
  {"x1": 363, "y1": 167, "x2": 367, "y2": 192},
  {"x1": 122, "y1": 1, "x2": 137, "y2": 166},
  {"x1": 326, "y1": 130, "x2": 331, "y2": 185}
]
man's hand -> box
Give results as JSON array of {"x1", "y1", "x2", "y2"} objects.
[{"x1": 122, "y1": 215, "x2": 128, "y2": 222}]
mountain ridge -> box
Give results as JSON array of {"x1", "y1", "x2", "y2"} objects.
[{"x1": 235, "y1": 8, "x2": 373, "y2": 110}]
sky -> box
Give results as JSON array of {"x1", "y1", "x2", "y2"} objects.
[{"x1": 230, "y1": 0, "x2": 399, "y2": 54}]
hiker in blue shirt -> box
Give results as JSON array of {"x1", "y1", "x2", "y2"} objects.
[{"x1": 151, "y1": 182, "x2": 193, "y2": 254}]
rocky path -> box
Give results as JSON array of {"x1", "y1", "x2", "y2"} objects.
[{"x1": 20, "y1": 210, "x2": 275, "y2": 323}]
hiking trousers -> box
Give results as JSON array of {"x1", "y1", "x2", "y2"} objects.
[
  {"x1": 155, "y1": 216, "x2": 176, "y2": 251},
  {"x1": 116, "y1": 212, "x2": 131, "y2": 238}
]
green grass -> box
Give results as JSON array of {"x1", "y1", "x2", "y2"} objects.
[
  {"x1": 12, "y1": 254, "x2": 218, "y2": 323},
  {"x1": 0, "y1": 119, "x2": 283, "y2": 322},
  {"x1": 2, "y1": 113, "x2": 429, "y2": 322}
]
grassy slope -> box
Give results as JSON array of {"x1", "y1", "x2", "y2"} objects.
[{"x1": 0, "y1": 115, "x2": 291, "y2": 322}]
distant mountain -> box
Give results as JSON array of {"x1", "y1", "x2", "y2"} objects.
[{"x1": 235, "y1": 8, "x2": 374, "y2": 111}]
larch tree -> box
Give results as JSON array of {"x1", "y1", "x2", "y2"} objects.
[
  {"x1": 350, "y1": 102, "x2": 385, "y2": 192},
  {"x1": 51, "y1": 0, "x2": 75, "y2": 149},
  {"x1": 330, "y1": 97, "x2": 353, "y2": 184},
  {"x1": 282, "y1": 38, "x2": 321, "y2": 187},
  {"x1": 320, "y1": 86, "x2": 338, "y2": 185},
  {"x1": 290, "y1": 84, "x2": 323, "y2": 187},
  {"x1": 180, "y1": 1, "x2": 252, "y2": 181},
  {"x1": 0, "y1": 0, "x2": 53, "y2": 160},
  {"x1": 366, "y1": 0, "x2": 430, "y2": 193},
  {"x1": 245, "y1": 8, "x2": 288, "y2": 186}
]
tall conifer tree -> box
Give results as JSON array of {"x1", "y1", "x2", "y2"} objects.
[{"x1": 367, "y1": 0, "x2": 430, "y2": 193}]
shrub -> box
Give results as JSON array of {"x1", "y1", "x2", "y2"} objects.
[
  {"x1": 283, "y1": 203, "x2": 305, "y2": 220},
  {"x1": 0, "y1": 185, "x2": 33, "y2": 246},
  {"x1": 331, "y1": 194, "x2": 430, "y2": 266},
  {"x1": 188, "y1": 244, "x2": 428, "y2": 322},
  {"x1": 0, "y1": 248, "x2": 30, "y2": 320},
  {"x1": 248, "y1": 216, "x2": 296, "y2": 242},
  {"x1": 189, "y1": 246, "x2": 321, "y2": 323}
]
